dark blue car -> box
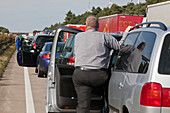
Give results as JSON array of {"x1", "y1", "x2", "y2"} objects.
[{"x1": 36, "y1": 42, "x2": 65, "y2": 77}]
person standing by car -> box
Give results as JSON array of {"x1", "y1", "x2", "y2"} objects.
[
  {"x1": 20, "y1": 35, "x2": 24, "y2": 50},
  {"x1": 15, "y1": 33, "x2": 20, "y2": 51},
  {"x1": 72, "y1": 15, "x2": 128, "y2": 113}
]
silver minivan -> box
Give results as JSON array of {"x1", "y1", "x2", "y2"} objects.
[
  {"x1": 108, "y1": 22, "x2": 170, "y2": 113},
  {"x1": 46, "y1": 22, "x2": 170, "y2": 113}
]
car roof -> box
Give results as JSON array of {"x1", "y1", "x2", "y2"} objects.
[
  {"x1": 56, "y1": 25, "x2": 84, "y2": 34},
  {"x1": 44, "y1": 42, "x2": 53, "y2": 45},
  {"x1": 44, "y1": 41, "x2": 65, "y2": 45},
  {"x1": 109, "y1": 33, "x2": 123, "y2": 38},
  {"x1": 35, "y1": 34, "x2": 54, "y2": 36}
]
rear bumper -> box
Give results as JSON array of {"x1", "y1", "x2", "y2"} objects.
[{"x1": 40, "y1": 58, "x2": 50, "y2": 74}]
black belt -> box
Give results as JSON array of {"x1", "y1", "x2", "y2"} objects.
[{"x1": 76, "y1": 66, "x2": 108, "y2": 71}]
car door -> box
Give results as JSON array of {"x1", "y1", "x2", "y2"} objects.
[
  {"x1": 17, "y1": 39, "x2": 37, "y2": 66},
  {"x1": 108, "y1": 32, "x2": 140, "y2": 110},
  {"x1": 46, "y1": 26, "x2": 105, "y2": 113}
]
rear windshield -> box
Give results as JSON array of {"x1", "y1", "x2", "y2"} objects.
[
  {"x1": 45, "y1": 44, "x2": 52, "y2": 51},
  {"x1": 158, "y1": 34, "x2": 170, "y2": 74},
  {"x1": 45, "y1": 42, "x2": 65, "y2": 53},
  {"x1": 36, "y1": 36, "x2": 54, "y2": 45}
]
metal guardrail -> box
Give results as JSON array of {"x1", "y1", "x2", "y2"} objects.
[
  {"x1": 0, "y1": 39, "x2": 15, "y2": 55},
  {"x1": 0, "y1": 39, "x2": 14, "y2": 47}
]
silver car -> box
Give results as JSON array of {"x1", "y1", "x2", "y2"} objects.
[
  {"x1": 108, "y1": 22, "x2": 170, "y2": 113},
  {"x1": 46, "y1": 22, "x2": 170, "y2": 113}
]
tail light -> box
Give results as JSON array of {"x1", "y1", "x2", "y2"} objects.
[
  {"x1": 41, "y1": 53, "x2": 51, "y2": 59},
  {"x1": 64, "y1": 106, "x2": 69, "y2": 109},
  {"x1": 162, "y1": 88, "x2": 170, "y2": 107},
  {"x1": 67, "y1": 56, "x2": 75, "y2": 65},
  {"x1": 140, "y1": 82, "x2": 170, "y2": 107},
  {"x1": 140, "y1": 82, "x2": 162, "y2": 107},
  {"x1": 33, "y1": 43, "x2": 36, "y2": 49}
]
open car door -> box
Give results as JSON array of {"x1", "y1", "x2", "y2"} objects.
[
  {"x1": 46, "y1": 26, "x2": 105, "y2": 113},
  {"x1": 17, "y1": 40, "x2": 37, "y2": 67}
]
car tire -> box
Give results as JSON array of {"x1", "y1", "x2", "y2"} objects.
[
  {"x1": 37, "y1": 64, "x2": 44, "y2": 77},
  {"x1": 35, "y1": 67, "x2": 38, "y2": 73},
  {"x1": 100, "y1": 106, "x2": 109, "y2": 113}
]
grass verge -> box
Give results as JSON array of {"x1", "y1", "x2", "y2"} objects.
[{"x1": 0, "y1": 43, "x2": 16, "y2": 78}]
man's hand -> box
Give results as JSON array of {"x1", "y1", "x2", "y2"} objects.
[{"x1": 125, "y1": 26, "x2": 133, "y2": 33}]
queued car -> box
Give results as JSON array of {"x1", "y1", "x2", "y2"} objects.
[
  {"x1": 46, "y1": 22, "x2": 170, "y2": 113},
  {"x1": 30, "y1": 34, "x2": 54, "y2": 52},
  {"x1": 108, "y1": 22, "x2": 170, "y2": 113},
  {"x1": 36, "y1": 42, "x2": 65, "y2": 77},
  {"x1": 20, "y1": 36, "x2": 34, "y2": 51},
  {"x1": 17, "y1": 34, "x2": 54, "y2": 66}
]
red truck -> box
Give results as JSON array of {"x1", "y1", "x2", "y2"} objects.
[
  {"x1": 98, "y1": 14, "x2": 144, "y2": 33},
  {"x1": 64, "y1": 24, "x2": 86, "y2": 42},
  {"x1": 65, "y1": 24, "x2": 86, "y2": 31}
]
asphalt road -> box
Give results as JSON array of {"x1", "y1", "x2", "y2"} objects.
[{"x1": 0, "y1": 51, "x2": 47, "y2": 113}]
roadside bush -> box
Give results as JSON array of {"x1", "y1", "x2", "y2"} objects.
[
  {"x1": 0, "y1": 35, "x2": 14, "y2": 43},
  {"x1": 0, "y1": 43, "x2": 16, "y2": 77}
]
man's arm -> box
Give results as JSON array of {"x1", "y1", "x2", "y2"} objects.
[
  {"x1": 104, "y1": 26, "x2": 132, "y2": 50},
  {"x1": 119, "y1": 26, "x2": 133, "y2": 46},
  {"x1": 120, "y1": 45, "x2": 134, "y2": 53}
]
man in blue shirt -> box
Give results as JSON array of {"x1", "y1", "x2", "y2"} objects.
[{"x1": 15, "y1": 34, "x2": 20, "y2": 51}]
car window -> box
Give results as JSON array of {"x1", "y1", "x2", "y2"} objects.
[
  {"x1": 45, "y1": 44, "x2": 52, "y2": 51},
  {"x1": 62, "y1": 34, "x2": 75, "y2": 53},
  {"x1": 135, "y1": 32, "x2": 156, "y2": 59},
  {"x1": 56, "y1": 43, "x2": 65, "y2": 53},
  {"x1": 112, "y1": 31, "x2": 156, "y2": 73},
  {"x1": 56, "y1": 33, "x2": 76, "y2": 65},
  {"x1": 135, "y1": 32, "x2": 156, "y2": 73},
  {"x1": 158, "y1": 34, "x2": 170, "y2": 74},
  {"x1": 112, "y1": 32, "x2": 140, "y2": 71},
  {"x1": 44, "y1": 43, "x2": 65, "y2": 53},
  {"x1": 36, "y1": 36, "x2": 54, "y2": 45},
  {"x1": 124, "y1": 32, "x2": 139, "y2": 45},
  {"x1": 42, "y1": 45, "x2": 46, "y2": 51}
]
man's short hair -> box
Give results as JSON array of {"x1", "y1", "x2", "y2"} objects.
[{"x1": 86, "y1": 15, "x2": 99, "y2": 28}]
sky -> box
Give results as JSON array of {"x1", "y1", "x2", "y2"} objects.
[{"x1": 0, "y1": 0, "x2": 146, "y2": 33}]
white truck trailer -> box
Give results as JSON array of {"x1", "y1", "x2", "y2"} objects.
[{"x1": 146, "y1": 1, "x2": 170, "y2": 26}]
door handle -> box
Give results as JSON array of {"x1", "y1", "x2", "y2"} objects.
[{"x1": 118, "y1": 82, "x2": 123, "y2": 89}]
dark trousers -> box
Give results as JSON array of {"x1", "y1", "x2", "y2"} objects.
[{"x1": 72, "y1": 69, "x2": 109, "y2": 113}]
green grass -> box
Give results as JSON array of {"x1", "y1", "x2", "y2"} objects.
[{"x1": 0, "y1": 43, "x2": 16, "y2": 77}]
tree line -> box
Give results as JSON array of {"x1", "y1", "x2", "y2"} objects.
[
  {"x1": 43, "y1": 0, "x2": 169, "y2": 31},
  {"x1": 0, "y1": 27, "x2": 9, "y2": 34}
]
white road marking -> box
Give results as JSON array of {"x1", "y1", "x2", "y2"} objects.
[{"x1": 24, "y1": 67, "x2": 35, "y2": 113}]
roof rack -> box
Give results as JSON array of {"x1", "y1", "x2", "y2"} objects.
[{"x1": 129, "y1": 21, "x2": 167, "y2": 31}]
